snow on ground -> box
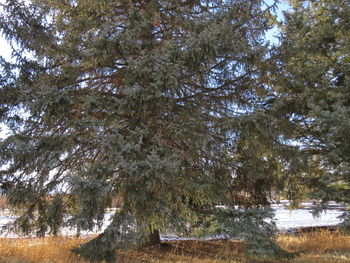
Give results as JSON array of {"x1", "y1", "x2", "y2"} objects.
[
  {"x1": 275, "y1": 208, "x2": 343, "y2": 230},
  {"x1": 0, "y1": 204, "x2": 346, "y2": 239}
]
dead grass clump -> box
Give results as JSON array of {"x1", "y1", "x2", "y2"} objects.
[
  {"x1": 0, "y1": 196, "x2": 8, "y2": 210},
  {"x1": 0, "y1": 236, "x2": 89, "y2": 263},
  {"x1": 278, "y1": 229, "x2": 350, "y2": 254}
]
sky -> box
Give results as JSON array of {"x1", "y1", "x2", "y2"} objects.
[
  {"x1": 0, "y1": 0, "x2": 291, "y2": 140},
  {"x1": 265, "y1": 0, "x2": 291, "y2": 44}
]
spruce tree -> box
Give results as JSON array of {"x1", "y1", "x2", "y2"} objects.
[
  {"x1": 274, "y1": 0, "x2": 350, "y2": 208},
  {"x1": 0, "y1": 0, "x2": 292, "y2": 261}
]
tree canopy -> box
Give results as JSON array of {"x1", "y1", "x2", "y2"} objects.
[
  {"x1": 1, "y1": 0, "x2": 349, "y2": 262},
  {"x1": 274, "y1": 0, "x2": 350, "y2": 208}
]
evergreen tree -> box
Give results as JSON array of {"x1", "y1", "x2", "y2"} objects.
[
  {"x1": 0, "y1": 0, "x2": 292, "y2": 261},
  {"x1": 274, "y1": 0, "x2": 350, "y2": 208}
]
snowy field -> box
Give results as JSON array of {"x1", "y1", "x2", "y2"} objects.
[
  {"x1": 0, "y1": 202, "x2": 346, "y2": 239},
  {"x1": 274, "y1": 207, "x2": 343, "y2": 230}
]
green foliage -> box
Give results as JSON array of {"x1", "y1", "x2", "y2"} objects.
[
  {"x1": 216, "y1": 207, "x2": 297, "y2": 259},
  {"x1": 274, "y1": 0, "x2": 350, "y2": 206},
  {"x1": 0, "y1": 0, "x2": 333, "y2": 261},
  {"x1": 72, "y1": 211, "x2": 138, "y2": 263}
]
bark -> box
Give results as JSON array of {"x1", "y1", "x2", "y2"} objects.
[{"x1": 141, "y1": 229, "x2": 160, "y2": 247}]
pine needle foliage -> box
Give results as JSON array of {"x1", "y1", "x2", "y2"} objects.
[
  {"x1": 0, "y1": 0, "x2": 297, "y2": 261},
  {"x1": 273, "y1": 0, "x2": 350, "y2": 213}
]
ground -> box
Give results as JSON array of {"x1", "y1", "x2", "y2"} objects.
[{"x1": 1, "y1": 230, "x2": 350, "y2": 263}]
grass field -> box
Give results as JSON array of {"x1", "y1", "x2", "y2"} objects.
[{"x1": 1, "y1": 230, "x2": 350, "y2": 263}]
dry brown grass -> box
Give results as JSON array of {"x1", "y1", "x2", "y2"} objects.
[
  {"x1": 0, "y1": 238, "x2": 246, "y2": 263},
  {"x1": 278, "y1": 229, "x2": 350, "y2": 263},
  {"x1": 1, "y1": 230, "x2": 350, "y2": 263},
  {"x1": 0, "y1": 236, "x2": 87, "y2": 263},
  {"x1": 118, "y1": 240, "x2": 247, "y2": 263},
  {"x1": 0, "y1": 196, "x2": 8, "y2": 211},
  {"x1": 278, "y1": 229, "x2": 350, "y2": 254}
]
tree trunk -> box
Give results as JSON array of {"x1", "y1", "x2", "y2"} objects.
[{"x1": 141, "y1": 229, "x2": 160, "y2": 247}]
